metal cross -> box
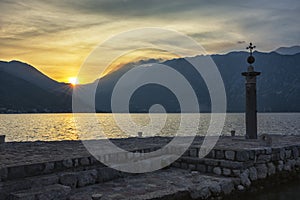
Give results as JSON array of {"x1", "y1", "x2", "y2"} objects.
[{"x1": 246, "y1": 42, "x2": 256, "y2": 56}]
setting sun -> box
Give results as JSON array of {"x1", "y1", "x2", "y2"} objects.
[{"x1": 68, "y1": 77, "x2": 79, "y2": 86}]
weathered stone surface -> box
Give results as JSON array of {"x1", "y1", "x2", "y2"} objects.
[
  {"x1": 256, "y1": 164, "x2": 268, "y2": 179},
  {"x1": 232, "y1": 170, "x2": 241, "y2": 177},
  {"x1": 267, "y1": 163, "x2": 276, "y2": 176},
  {"x1": 279, "y1": 149, "x2": 285, "y2": 160},
  {"x1": 8, "y1": 166, "x2": 25, "y2": 180},
  {"x1": 292, "y1": 147, "x2": 299, "y2": 159},
  {"x1": 204, "y1": 159, "x2": 219, "y2": 166},
  {"x1": 248, "y1": 167, "x2": 257, "y2": 181},
  {"x1": 223, "y1": 168, "x2": 231, "y2": 176},
  {"x1": 59, "y1": 173, "x2": 78, "y2": 188},
  {"x1": 189, "y1": 164, "x2": 196, "y2": 171},
  {"x1": 97, "y1": 168, "x2": 120, "y2": 183},
  {"x1": 285, "y1": 150, "x2": 292, "y2": 159},
  {"x1": 10, "y1": 184, "x2": 71, "y2": 200},
  {"x1": 277, "y1": 160, "x2": 284, "y2": 172},
  {"x1": 220, "y1": 180, "x2": 234, "y2": 195},
  {"x1": 196, "y1": 164, "x2": 206, "y2": 173},
  {"x1": 215, "y1": 150, "x2": 224, "y2": 159},
  {"x1": 79, "y1": 157, "x2": 90, "y2": 166},
  {"x1": 189, "y1": 148, "x2": 198, "y2": 157},
  {"x1": 62, "y1": 159, "x2": 73, "y2": 168},
  {"x1": 236, "y1": 151, "x2": 250, "y2": 162},
  {"x1": 77, "y1": 170, "x2": 97, "y2": 187},
  {"x1": 213, "y1": 167, "x2": 222, "y2": 175},
  {"x1": 240, "y1": 170, "x2": 251, "y2": 187},
  {"x1": 191, "y1": 187, "x2": 211, "y2": 199},
  {"x1": 220, "y1": 160, "x2": 243, "y2": 169},
  {"x1": 0, "y1": 167, "x2": 8, "y2": 181},
  {"x1": 225, "y1": 151, "x2": 235, "y2": 160},
  {"x1": 237, "y1": 185, "x2": 245, "y2": 191},
  {"x1": 43, "y1": 162, "x2": 55, "y2": 173},
  {"x1": 257, "y1": 154, "x2": 272, "y2": 163},
  {"x1": 208, "y1": 182, "x2": 221, "y2": 194}
]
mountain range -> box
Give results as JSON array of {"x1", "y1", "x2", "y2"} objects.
[{"x1": 0, "y1": 47, "x2": 299, "y2": 113}]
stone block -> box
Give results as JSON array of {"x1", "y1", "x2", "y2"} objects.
[
  {"x1": 225, "y1": 151, "x2": 235, "y2": 160},
  {"x1": 79, "y1": 157, "x2": 90, "y2": 166},
  {"x1": 97, "y1": 168, "x2": 120, "y2": 183},
  {"x1": 188, "y1": 164, "x2": 196, "y2": 171},
  {"x1": 292, "y1": 147, "x2": 299, "y2": 159},
  {"x1": 220, "y1": 160, "x2": 243, "y2": 169},
  {"x1": 223, "y1": 168, "x2": 231, "y2": 176},
  {"x1": 62, "y1": 159, "x2": 73, "y2": 168},
  {"x1": 43, "y1": 162, "x2": 55, "y2": 174},
  {"x1": 255, "y1": 164, "x2": 268, "y2": 179},
  {"x1": 257, "y1": 154, "x2": 272, "y2": 163},
  {"x1": 77, "y1": 170, "x2": 97, "y2": 187},
  {"x1": 213, "y1": 167, "x2": 222, "y2": 175},
  {"x1": 248, "y1": 167, "x2": 257, "y2": 181},
  {"x1": 59, "y1": 173, "x2": 78, "y2": 188},
  {"x1": 204, "y1": 159, "x2": 219, "y2": 166},
  {"x1": 196, "y1": 164, "x2": 206, "y2": 173},
  {"x1": 220, "y1": 180, "x2": 234, "y2": 195},
  {"x1": 0, "y1": 167, "x2": 8, "y2": 181},
  {"x1": 189, "y1": 148, "x2": 198, "y2": 157},
  {"x1": 240, "y1": 170, "x2": 251, "y2": 187},
  {"x1": 25, "y1": 164, "x2": 45, "y2": 176},
  {"x1": 285, "y1": 150, "x2": 292, "y2": 159},
  {"x1": 215, "y1": 150, "x2": 225, "y2": 159},
  {"x1": 8, "y1": 166, "x2": 25, "y2": 180},
  {"x1": 267, "y1": 163, "x2": 276, "y2": 176},
  {"x1": 236, "y1": 151, "x2": 250, "y2": 161},
  {"x1": 232, "y1": 170, "x2": 241, "y2": 177}
]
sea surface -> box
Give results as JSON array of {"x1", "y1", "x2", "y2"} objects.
[{"x1": 0, "y1": 113, "x2": 299, "y2": 142}]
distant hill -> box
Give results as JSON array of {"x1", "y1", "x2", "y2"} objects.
[
  {"x1": 275, "y1": 46, "x2": 300, "y2": 55},
  {"x1": 0, "y1": 61, "x2": 72, "y2": 113},
  {"x1": 0, "y1": 50, "x2": 299, "y2": 113}
]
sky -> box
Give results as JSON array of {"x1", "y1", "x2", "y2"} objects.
[{"x1": 0, "y1": 0, "x2": 299, "y2": 83}]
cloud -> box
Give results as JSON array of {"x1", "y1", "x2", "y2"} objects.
[{"x1": 0, "y1": 0, "x2": 299, "y2": 82}]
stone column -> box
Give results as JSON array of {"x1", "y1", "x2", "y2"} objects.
[{"x1": 242, "y1": 43, "x2": 261, "y2": 139}]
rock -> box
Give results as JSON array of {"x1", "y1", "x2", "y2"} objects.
[
  {"x1": 220, "y1": 180, "x2": 234, "y2": 195},
  {"x1": 62, "y1": 159, "x2": 73, "y2": 168},
  {"x1": 285, "y1": 150, "x2": 292, "y2": 159},
  {"x1": 92, "y1": 194, "x2": 103, "y2": 200},
  {"x1": 213, "y1": 167, "x2": 222, "y2": 175},
  {"x1": 223, "y1": 168, "x2": 231, "y2": 176},
  {"x1": 236, "y1": 151, "x2": 250, "y2": 162},
  {"x1": 257, "y1": 155, "x2": 272, "y2": 163},
  {"x1": 248, "y1": 167, "x2": 258, "y2": 181},
  {"x1": 79, "y1": 157, "x2": 90, "y2": 166},
  {"x1": 0, "y1": 167, "x2": 8, "y2": 181},
  {"x1": 209, "y1": 182, "x2": 221, "y2": 195},
  {"x1": 292, "y1": 147, "x2": 299, "y2": 158},
  {"x1": 78, "y1": 170, "x2": 97, "y2": 187},
  {"x1": 225, "y1": 151, "x2": 235, "y2": 160},
  {"x1": 43, "y1": 162, "x2": 55, "y2": 173},
  {"x1": 215, "y1": 150, "x2": 224, "y2": 159},
  {"x1": 240, "y1": 170, "x2": 251, "y2": 187},
  {"x1": 59, "y1": 173, "x2": 78, "y2": 188},
  {"x1": 191, "y1": 187, "x2": 211, "y2": 199},
  {"x1": 237, "y1": 185, "x2": 245, "y2": 191},
  {"x1": 196, "y1": 164, "x2": 206, "y2": 173},
  {"x1": 256, "y1": 164, "x2": 268, "y2": 179},
  {"x1": 295, "y1": 158, "x2": 300, "y2": 167},
  {"x1": 267, "y1": 163, "x2": 276, "y2": 176},
  {"x1": 277, "y1": 161, "x2": 284, "y2": 172},
  {"x1": 232, "y1": 170, "x2": 241, "y2": 177}
]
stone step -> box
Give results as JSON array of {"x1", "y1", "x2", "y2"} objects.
[
  {"x1": 9, "y1": 184, "x2": 71, "y2": 200},
  {"x1": 0, "y1": 166, "x2": 125, "y2": 200}
]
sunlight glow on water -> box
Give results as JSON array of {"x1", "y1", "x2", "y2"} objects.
[{"x1": 0, "y1": 113, "x2": 299, "y2": 142}]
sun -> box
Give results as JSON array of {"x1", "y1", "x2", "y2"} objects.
[{"x1": 68, "y1": 77, "x2": 79, "y2": 86}]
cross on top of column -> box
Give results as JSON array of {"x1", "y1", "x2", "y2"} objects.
[{"x1": 246, "y1": 42, "x2": 256, "y2": 56}]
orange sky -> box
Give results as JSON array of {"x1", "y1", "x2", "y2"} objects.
[{"x1": 0, "y1": 0, "x2": 299, "y2": 83}]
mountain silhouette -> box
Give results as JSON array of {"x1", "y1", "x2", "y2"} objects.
[{"x1": 0, "y1": 50, "x2": 299, "y2": 113}]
